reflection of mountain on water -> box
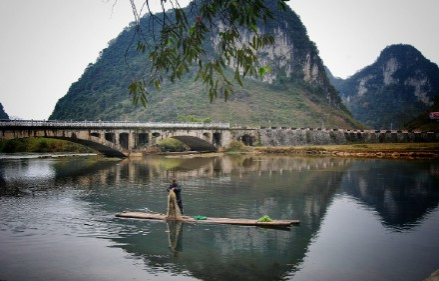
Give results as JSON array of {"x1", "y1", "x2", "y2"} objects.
[
  {"x1": 77, "y1": 156, "x2": 353, "y2": 280},
  {"x1": 0, "y1": 157, "x2": 122, "y2": 196},
  {"x1": 340, "y1": 159, "x2": 439, "y2": 231}
]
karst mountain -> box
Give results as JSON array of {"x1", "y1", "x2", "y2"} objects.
[
  {"x1": 328, "y1": 44, "x2": 439, "y2": 130},
  {"x1": 49, "y1": 2, "x2": 361, "y2": 129}
]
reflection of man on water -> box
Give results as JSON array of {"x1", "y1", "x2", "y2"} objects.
[
  {"x1": 167, "y1": 179, "x2": 184, "y2": 214},
  {"x1": 167, "y1": 221, "x2": 184, "y2": 256}
]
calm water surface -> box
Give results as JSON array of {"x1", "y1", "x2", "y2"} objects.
[{"x1": 0, "y1": 155, "x2": 438, "y2": 281}]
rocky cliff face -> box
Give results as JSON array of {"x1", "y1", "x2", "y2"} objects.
[
  {"x1": 245, "y1": 6, "x2": 340, "y2": 108},
  {"x1": 0, "y1": 102, "x2": 9, "y2": 120},
  {"x1": 49, "y1": 2, "x2": 359, "y2": 128},
  {"x1": 331, "y1": 44, "x2": 439, "y2": 129}
]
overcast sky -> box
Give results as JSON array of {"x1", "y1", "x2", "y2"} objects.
[{"x1": 1, "y1": 0, "x2": 438, "y2": 120}]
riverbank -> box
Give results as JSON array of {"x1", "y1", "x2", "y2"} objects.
[
  {"x1": 163, "y1": 143, "x2": 439, "y2": 160},
  {"x1": 249, "y1": 143, "x2": 439, "y2": 159}
]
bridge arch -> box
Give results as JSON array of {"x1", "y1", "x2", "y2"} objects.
[
  {"x1": 241, "y1": 134, "x2": 254, "y2": 146},
  {"x1": 137, "y1": 133, "x2": 149, "y2": 147},
  {"x1": 105, "y1": 133, "x2": 115, "y2": 143},
  {"x1": 2, "y1": 136, "x2": 127, "y2": 158},
  {"x1": 119, "y1": 133, "x2": 129, "y2": 150},
  {"x1": 54, "y1": 137, "x2": 127, "y2": 157},
  {"x1": 213, "y1": 132, "x2": 222, "y2": 146}
]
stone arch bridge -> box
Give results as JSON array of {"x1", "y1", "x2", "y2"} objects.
[
  {"x1": 0, "y1": 120, "x2": 256, "y2": 157},
  {"x1": 3, "y1": 120, "x2": 438, "y2": 157}
]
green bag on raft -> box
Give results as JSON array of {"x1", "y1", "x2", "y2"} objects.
[
  {"x1": 257, "y1": 215, "x2": 272, "y2": 222},
  {"x1": 194, "y1": 215, "x2": 208, "y2": 220}
]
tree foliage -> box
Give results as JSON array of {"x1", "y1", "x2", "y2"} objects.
[{"x1": 128, "y1": 0, "x2": 288, "y2": 106}]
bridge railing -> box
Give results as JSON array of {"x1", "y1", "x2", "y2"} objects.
[{"x1": 0, "y1": 119, "x2": 230, "y2": 129}]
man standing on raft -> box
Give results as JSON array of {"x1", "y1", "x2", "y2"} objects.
[{"x1": 167, "y1": 179, "x2": 183, "y2": 215}]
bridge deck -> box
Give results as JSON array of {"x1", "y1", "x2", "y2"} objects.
[{"x1": 0, "y1": 120, "x2": 230, "y2": 129}]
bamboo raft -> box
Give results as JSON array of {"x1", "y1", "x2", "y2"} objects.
[{"x1": 115, "y1": 211, "x2": 300, "y2": 228}]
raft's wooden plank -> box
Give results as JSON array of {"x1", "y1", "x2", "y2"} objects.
[
  {"x1": 116, "y1": 212, "x2": 166, "y2": 220},
  {"x1": 115, "y1": 211, "x2": 300, "y2": 227}
]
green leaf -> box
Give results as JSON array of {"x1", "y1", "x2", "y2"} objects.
[
  {"x1": 258, "y1": 66, "x2": 271, "y2": 78},
  {"x1": 136, "y1": 42, "x2": 146, "y2": 53},
  {"x1": 128, "y1": 80, "x2": 148, "y2": 107}
]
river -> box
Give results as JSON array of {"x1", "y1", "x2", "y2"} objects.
[{"x1": 0, "y1": 154, "x2": 438, "y2": 281}]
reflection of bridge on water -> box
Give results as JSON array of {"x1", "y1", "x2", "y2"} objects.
[{"x1": 80, "y1": 156, "x2": 354, "y2": 185}]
